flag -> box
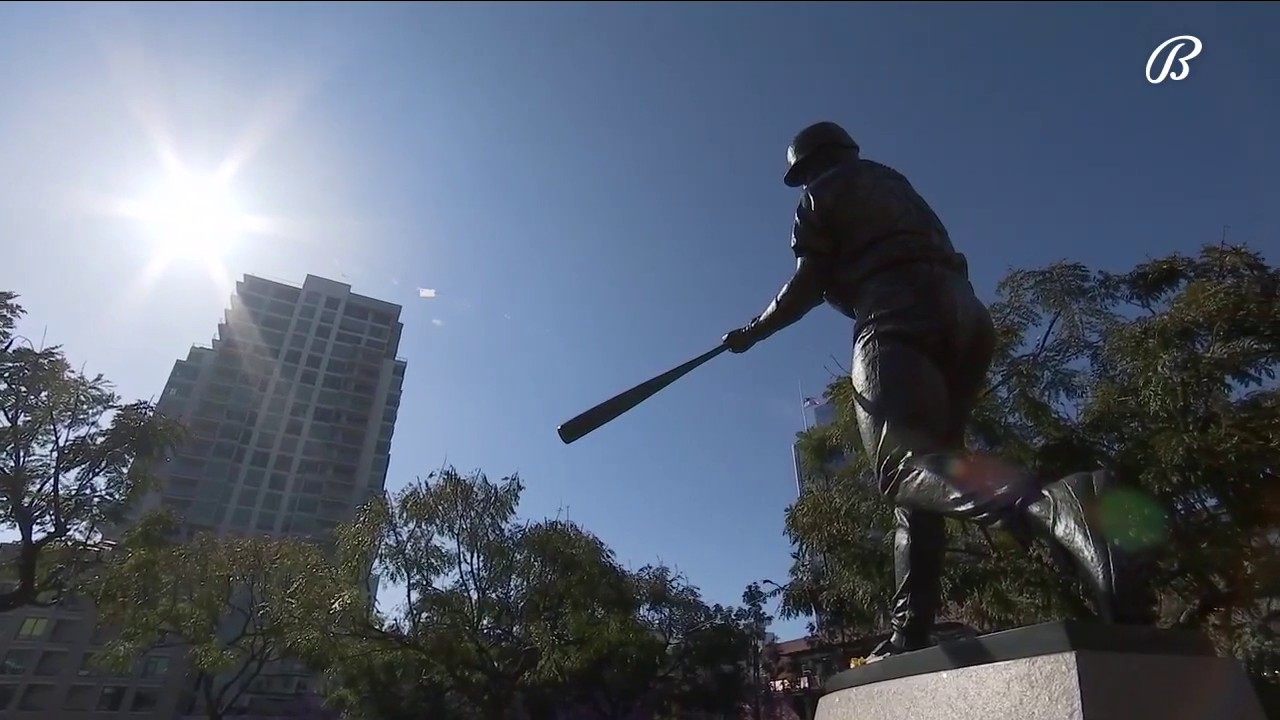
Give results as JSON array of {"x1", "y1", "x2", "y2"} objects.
[{"x1": 803, "y1": 396, "x2": 827, "y2": 409}]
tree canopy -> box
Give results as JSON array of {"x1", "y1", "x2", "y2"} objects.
[
  {"x1": 0, "y1": 291, "x2": 181, "y2": 611},
  {"x1": 90, "y1": 512, "x2": 361, "y2": 720},
  {"x1": 325, "y1": 467, "x2": 764, "y2": 720}
]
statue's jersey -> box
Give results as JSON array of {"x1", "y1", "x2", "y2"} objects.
[{"x1": 790, "y1": 158, "x2": 969, "y2": 320}]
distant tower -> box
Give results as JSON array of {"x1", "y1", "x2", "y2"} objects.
[{"x1": 791, "y1": 395, "x2": 848, "y2": 496}]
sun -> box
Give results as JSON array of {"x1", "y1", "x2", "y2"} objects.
[{"x1": 129, "y1": 169, "x2": 248, "y2": 264}]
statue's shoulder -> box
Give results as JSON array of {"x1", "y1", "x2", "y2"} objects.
[
  {"x1": 805, "y1": 158, "x2": 864, "y2": 205},
  {"x1": 856, "y1": 158, "x2": 910, "y2": 185}
]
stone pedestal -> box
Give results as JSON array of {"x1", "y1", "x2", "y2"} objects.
[{"x1": 815, "y1": 621, "x2": 1265, "y2": 720}]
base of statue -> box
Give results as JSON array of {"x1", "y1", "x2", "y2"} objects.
[{"x1": 815, "y1": 621, "x2": 1265, "y2": 720}]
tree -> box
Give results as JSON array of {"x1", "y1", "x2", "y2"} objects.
[
  {"x1": 255, "y1": 692, "x2": 344, "y2": 719},
  {"x1": 782, "y1": 244, "x2": 1279, "y2": 657},
  {"x1": 565, "y1": 565, "x2": 754, "y2": 720},
  {"x1": 0, "y1": 291, "x2": 181, "y2": 611},
  {"x1": 333, "y1": 467, "x2": 643, "y2": 719},
  {"x1": 737, "y1": 582, "x2": 777, "y2": 720},
  {"x1": 325, "y1": 645, "x2": 468, "y2": 720},
  {"x1": 327, "y1": 467, "x2": 763, "y2": 720},
  {"x1": 90, "y1": 513, "x2": 359, "y2": 720}
]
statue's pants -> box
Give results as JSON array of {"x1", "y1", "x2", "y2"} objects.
[{"x1": 847, "y1": 264, "x2": 1016, "y2": 649}]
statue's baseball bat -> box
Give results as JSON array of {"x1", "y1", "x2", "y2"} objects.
[{"x1": 557, "y1": 344, "x2": 729, "y2": 445}]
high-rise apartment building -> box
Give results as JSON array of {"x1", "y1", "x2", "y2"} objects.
[
  {"x1": 142, "y1": 273, "x2": 406, "y2": 538},
  {"x1": 0, "y1": 274, "x2": 407, "y2": 719}
]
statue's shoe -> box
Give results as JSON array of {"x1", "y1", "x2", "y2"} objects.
[
  {"x1": 864, "y1": 634, "x2": 931, "y2": 663},
  {"x1": 1024, "y1": 469, "x2": 1120, "y2": 621}
]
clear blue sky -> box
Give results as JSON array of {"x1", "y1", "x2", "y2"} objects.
[{"x1": 3, "y1": 2, "x2": 1278, "y2": 639}]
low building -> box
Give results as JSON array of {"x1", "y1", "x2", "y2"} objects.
[
  {"x1": 0, "y1": 579, "x2": 193, "y2": 718},
  {"x1": 766, "y1": 623, "x2": 978, "y2": 720}
]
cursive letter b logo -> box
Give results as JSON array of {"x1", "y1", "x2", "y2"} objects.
[{"x1": 1146, "y1": 35, "x2": 1203, "y2": 84}]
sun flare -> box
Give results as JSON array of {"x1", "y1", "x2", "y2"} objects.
[{"x1": 128, "y1": 169, "x2": 248, "y2": 264}]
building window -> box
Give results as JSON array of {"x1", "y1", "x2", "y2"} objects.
[
  {"x1": 50, "y1": 618, "x2": 81, "y2": 643},
  {"x1": 63, "y1": 684, "x2": 97, "y2": 710},
  {"x1": 2, "y1": 649, "x2": 32, "y2": 674},
  {"x1": 130, "y1": 687, "x2": 160, "y2": 711},
  {"x1": 262, "y1": 492, "x2": 282, "y2": 511},
  {"x1": 34, "y1": 651, "x2": 66, "y2": 676},
  {"x1": 97, "y1": 685, "x2": 127, "y2": 711},
  {"x1": 0, "y1": 683, "x2": 15, "y2": 709},
  {"x1": 323, "y1": 297, "x2": 340, "y2": 310},
  {"x1": 236, "y1": 487, "x2": 259, "y2": 507},
  {"x1": 230, "y1": 508, "x2": 251, "y2": 528},
  {"x1": 15, "y1": 617, "x2": 49, "y2": 639},
  {"x1": 18, "y1": 684, "x2": 55, "y2": 710}
]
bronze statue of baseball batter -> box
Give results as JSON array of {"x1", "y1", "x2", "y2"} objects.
[{"x1": 724, "y1": 121, "x2": 1130, "y2": 657}]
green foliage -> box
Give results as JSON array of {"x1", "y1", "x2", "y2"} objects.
[
  {"x1": 0, "y1": 291, "x2": 182, "y2": 611},
  {"x1": 573, "y1": 566, "x2": 754, "y2": 719},
  {"x1": 325, "y1": 647, "x2": 466, "y2": 720},
  {"x1": 784, "y1": 245, "x2": 1280, "y2": 657},
  {"x1": 90, "y1": 512, "x2": 359, "y2": 719},
  {"x1": 327, "y1": 467, "x2": 758, "y2": 719}
]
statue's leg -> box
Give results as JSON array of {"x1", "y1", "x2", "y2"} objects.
[
  {"x1": 851, "y1": 331, "x2": 982, "y2": 656},
  {"x1": 854, "y1": 293, "x2": 1023, "y2": 657},
  {"x1": 887, "y1": 505, "x2": 946, "y2": 652},
  {"x1": 877, "y1": 411, "x2": 1128, "y2": 622}
]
